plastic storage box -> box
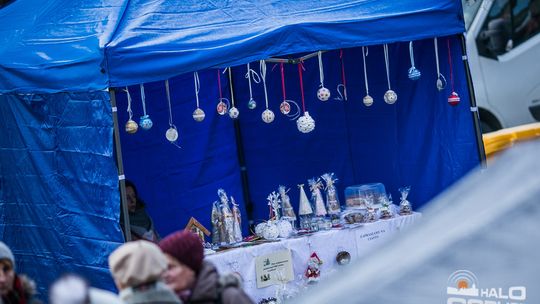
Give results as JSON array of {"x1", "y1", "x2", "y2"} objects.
[{"x1": 344, "y1": 183, "x2": 386, "y2": 208}]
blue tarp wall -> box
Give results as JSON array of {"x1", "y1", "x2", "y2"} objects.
[{"x1": 0, "y1": 0, "x2": 479, "y2": 299}]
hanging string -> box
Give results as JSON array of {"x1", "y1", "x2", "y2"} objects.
[
  {"x1": 362, "y1": 46, "x2": 370, "y2": 95},
  {"x1": 298, "y1": 62, "x2": 306, "y2": 113},
  {"x1": 434, "y1": 38, "x2": 441, "y2": 77},
  {"x1": 125, "y1": 87, "x2": 133, "y2": 120},
  {"x1": 165, "y1": 80, "x2": 173, "y2": 127},
  {"x1": 140, "y1": 84, "x2": 148, "y2": 115},
  {"x1": 227, "y1": 67, "x2": 236, "y2": 108},
  {"x1": 260, "y1": 60, "x2": 269, "y2": 109},
  {"x1": 193, "y1": 72, "x2": 200, "y2": 108},
  {"x1": 245, "y1": 63, "x2": 261, "y2": 100},
  {"x1": 280, "y1": 63, "x2": 287, "y2": 101},
  {"x1": 383, "y1": 44, "x2": 392, "y2": 90},
  {"x1": 447, "y1": 38, "x2": 455, "y2": 91},
  {"x1": 217, "y1": 69, "x2": 223, "y2": 100},
  {"x1": 318, "y1": 51, "x2": 325, "y2": 87},
  {"x1": 409, "y1": 41, "x2": 416, "y2": 67},
  {"x1": 339, "y1": 49, "x2": 348, "y2": 101}
]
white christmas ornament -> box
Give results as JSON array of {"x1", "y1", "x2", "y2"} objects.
[
  {"x1": 192, "y1": 107, "x2": 205, "y2": 122},
  {"x1": 384, "y1": 90, "x2": 397, "y2": 104},
  {"x1": 317, "y1": 87, "x2": 331, "y2": 102},
  {"x1": 229, "y1": 107, "x2": 239, "y2": 119},
  {"x1": 276, "y1": 220, "x2": 293, "y2": 238},
  {"x1": 165, "y1": 127, "x2": 178, "y2": 142},
  {"x1": 363, "y1": 95, "x2": 374, "y2": 107},
  {"x1": 262, "y1": 221, "x2": 280, "y2": 240},
  {"x1": 262, "y1": 109, "x2": 275, "y2": 123},
  {"x1": 297, "y1": 111, "x2": 315, "y2": 133},
  {"x1": 255, "y1": 222, "x2": 267, "y2": 237}
]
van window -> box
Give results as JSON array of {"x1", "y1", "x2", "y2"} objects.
[{"x1": 477, "y1": 0, "x2": 540, "y2": 58}]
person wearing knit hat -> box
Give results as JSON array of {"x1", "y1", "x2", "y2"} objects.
[
  {"x1": 159, "y1": 230, "x2": 253, "y2": 304},
  {"x1": 108, "y1": 240, "x2": 181, "y2": 304},
  {"x1": 0, "y1": 241, "x2": 41, "y2": 304}
]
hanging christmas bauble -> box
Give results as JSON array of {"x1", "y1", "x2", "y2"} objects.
[
  {"x1": 408, "y1": 67, "x2": 421, "y2": 80},
  {"x1": 192, "y1": 107, "x2": 205, "y2": 122},
  {"x1": 229, "y1": 107, "x2": 239, "y2": 119},
  {"x1": 248, "y1": 98, "x2": 257, "y2": 110},
  {"x1": 262, "y1": 109, "x2": 275, "y2": 123},
  {"x1": 217, "y1": 101, "x2": 228, "y2": 115},
  {"x1": 448, "y1": 92, "x2": 460, "y2": 106},
  {"x1": 297, "y1": 111, "x2": 315, "y2": 133},
  {"x1": 280, "y1": 101, "x2": 291, "y2": 115},
  {"x1": 165, "y1": 127, "x2": 178, "y2": 142},
  {"x1": 384, "y1": 90, "x2": 397, "y2": 104},
  {"x1": 125, "y1": 119, "x2": 138, "y2": 134},
  {"x1": 363, "y1": 95, "x2": 374, "y2": 107},
  {"x1": 139, "y1": 115, "x2": 153, "y2": 130},
  {"x1": 317, "y1": 87, "x2": 331, "y2": 102}
]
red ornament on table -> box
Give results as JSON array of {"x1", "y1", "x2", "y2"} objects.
[{"x1": 305, "y1": 252, "x2": 323, "y2": 283}]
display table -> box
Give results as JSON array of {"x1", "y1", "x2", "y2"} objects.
[{"x1": 205, "y1": 213, "x2": 421, "y2": 301}]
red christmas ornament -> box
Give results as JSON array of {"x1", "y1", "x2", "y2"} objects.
[{"x1": 448, "y1": 92, "x2": 460, "y2": 106}]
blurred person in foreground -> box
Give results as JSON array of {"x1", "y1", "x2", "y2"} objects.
[
  {"x1": 0, "y1": 241, "x2": 40, "y2": 304},
  {"x1": 159, "y1": 230, "x2": 253, "y2": 304},
  {"x1": 109, "y1": 240, "x2": 181, "y2": 304},
  {"x1": 49, "y1": 274, "x2": 123, "y2": 304}
]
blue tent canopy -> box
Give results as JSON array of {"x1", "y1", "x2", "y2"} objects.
[{"x1": 0, "y1": 0, "x2": 479, "y2": 300}]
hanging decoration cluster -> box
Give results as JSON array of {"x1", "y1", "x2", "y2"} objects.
[{"x1": 122, "y1": 36, "x2": 461, "y2": 141}]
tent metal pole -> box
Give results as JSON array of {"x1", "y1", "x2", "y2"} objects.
[
  {"x1": 227, "y1": 68, "x2": 255, "y2": 226},
  {"x1": 458, "y1": 34, "x2": 487, "y2": 167},
  {"x1": 109, "y1": 88, "x2": 132, "y2": 241}
]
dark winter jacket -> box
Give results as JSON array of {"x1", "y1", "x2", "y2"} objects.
[
  {"x1": 1, "y1": 274, "x2": 41, "y2": 304},
  {"x1": 187, "y1": 261, "x2": 253, "y2": 304}
]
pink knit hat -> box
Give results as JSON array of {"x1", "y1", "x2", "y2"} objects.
[{"x1": 159, "y1": 230, "x2": 204, "y2": 273}]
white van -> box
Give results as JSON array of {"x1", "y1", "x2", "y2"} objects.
[{"x1": 463, "y1": 0, "x2": 540, "y2": 132}]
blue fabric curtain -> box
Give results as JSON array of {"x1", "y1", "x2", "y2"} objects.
[{"x1": 0, "y1": 91, "x2": 124, "y2": 298}]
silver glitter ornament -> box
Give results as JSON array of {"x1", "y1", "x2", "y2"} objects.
[
  {"x1": 317, "y1": 87, "x2": 331, "y2": 102},
  {"x1": 363, "y1": 95, "x2": 374, "y2": 107},
  {"x1": 262, "y1": 109, "x2": 275, "y2": 123},
  {"x1": 384, "y1": 90, "x2": 397, "y2": 105},
  {"x1": 229, "y1": 107, "x2": 239, "y2": 119},
  {"x1": 192, "y1": 107, "x2": 205, "y2": 122},
  {"x1": 297, "y1": 111, "x2": 315, "y2": 133},
  {"x1": 165, "y1": 127, "x2": 178, "y2": 142}
]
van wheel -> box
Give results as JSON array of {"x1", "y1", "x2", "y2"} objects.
[{"x1": 479, "y1": 108, "x2": 502, "y2": 133}]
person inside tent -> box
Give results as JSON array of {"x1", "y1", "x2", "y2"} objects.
[
  {"x1": 121, "y1": 180, "x2": 160, "y2": 242},
  {"x1": 159, "y1": 230, "x2": 253, "y2": 304},
  {"x1": 0, "y1": 241, "x2": 40, "y2": 304}
]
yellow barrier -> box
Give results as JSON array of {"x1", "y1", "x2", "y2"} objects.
[{"x1": 483, "y1": 122, "x2": 540, "y2": 160}]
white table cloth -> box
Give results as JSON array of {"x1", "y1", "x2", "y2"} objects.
[{"x1": 206, "y1": 213, "x2": 421, "y2": 302}]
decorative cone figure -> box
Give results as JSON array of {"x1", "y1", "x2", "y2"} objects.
[{"x1": 298, "y1": 184, "x2": 313, "y2": 231}]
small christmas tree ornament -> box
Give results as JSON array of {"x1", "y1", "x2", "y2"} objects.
[
  {"x1": 316, "y1": 51, "x2": 331, "y2": 101},
  {"x1": 216, "y1": 69, "x2": 230, "y2": 116},
  {"x1": 260, "y1": 60, "x2": 275, "y2": 123},
  {"x1": 245, "y1": 63, "x2": 260, "y2": 110},
  {"x1": 138, "y1": 84, "x2": 153, "y2": 130},
  {"x1": 164, "y1": 80, "x2": 180, "y2": 144},
  {"x1": 383, "y1": 44, "x2": 398, "y2": 105},
  {"x1": 399, "y1": 186, "x2": 413, "y2": 215},
  {"x1": 309, "y1": 178, "x2": 327, "y2": 221},
  {"x1": 305, "y1": 252, "x2": 323, "y2": 283},
  {"x1": 267, "y1": 191, "x2": 281, "y2": 221},
  {"x1": 434, "y1": 37, "x2": 447, "y2": 91},
  {"x1": 361, "y1": 46, "x2": 374, "y2": 107},
  {"x1": 446, "y1": 38, "x2": 460, "y2": 107},
  {"x1": 124, "y1": 87, "x2": 138, "y2": 134},
  {"x1": 298, "y1": 184, "x2": 314, "y2": 231},
  {"x1": 408, "y1": 41, "x2": 422, "y2": 80},
  {"x1": 192, "y1": 72, "x2": 206, "y2": 122},
  {"x1": 296, "y1": 63, "x2": 316, "y2": 133}
]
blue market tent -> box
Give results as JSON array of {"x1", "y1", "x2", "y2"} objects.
[{"x1": 0, "y1": 0, "x2": 483, "y2": 299}]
